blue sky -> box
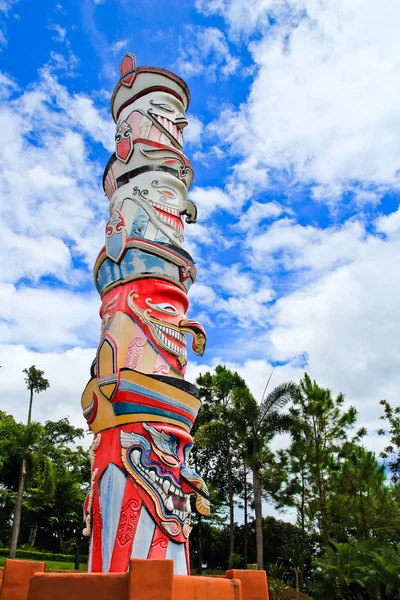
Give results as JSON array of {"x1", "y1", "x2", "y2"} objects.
[{"x1": 1, "y1": 0, "x2": 400, "y2": 500}]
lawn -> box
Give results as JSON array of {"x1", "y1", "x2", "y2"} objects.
[{"x1": 0, "y1": 556, "x2": 87, "y2": 571}]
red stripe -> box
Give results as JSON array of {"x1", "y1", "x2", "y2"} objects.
[
  {"x1": 185, "y1": 541, "x2": 190, "y2": 575},
  {"x1": 147, "y1": 526, "x2": 169, "y2": 560},
  {"x1": 110, "y1": 478, "x2": 143, "y2": 572},
  {"x1": 90, "y1": 488, "x2": 103, "y2": 572},
  {"x1": 116, "y1": 390, "x2": 194, "y2": 423}
]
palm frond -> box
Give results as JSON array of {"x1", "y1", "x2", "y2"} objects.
[{"x1": 259, "y1": 382, "x2": 300, "y2": 425}]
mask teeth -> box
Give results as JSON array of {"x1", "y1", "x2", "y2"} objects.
[
  {"x1": 133, "y1": 455, "x2": 191, "y2": 521},
  {"x1": 154, "y1": 115, "x2": 182, "y2": 146},
  {"x1": 154, "y1": 324, "x2": 187, "y2": 358},
  {"x1": 151, "y1": 203, "x2": 183, "y2": 234}
]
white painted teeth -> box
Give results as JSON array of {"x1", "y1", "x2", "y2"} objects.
[
  {"x1": 132, "y1": 450, "x2": 140, "y2": 465},
  {"x1": 154, "y1": 115, "x2": 182, "y2": 146},
  {"x1": 166, "y1": 496, "x2": 174, "y2": 511},
  {"x1": 186, "y1": 498, "x2": 191, "y2": 512},
  {"x1": 153, "y1": 325, "x2": 187, "y2": 359},
  {"x1": 163, "y1": 480, "x2": 171, "y2": 494},
  {"x1": 150, "y1": 202, "x2": 183, "y2": 233},
  {"x1": 149, "y1": 470, "x2": 156, "y2": 482}
]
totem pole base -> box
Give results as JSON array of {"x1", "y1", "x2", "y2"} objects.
[{"x1": 0, "y1": 559, "x2": 269, "y2": 600}]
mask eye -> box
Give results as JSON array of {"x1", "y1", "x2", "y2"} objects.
[
  {"x1": 145, "y1": 298, "x2": 178, "y2": 315},
  {"x1": 149, "y1": 99, "x2": 174, "y2": 113}
]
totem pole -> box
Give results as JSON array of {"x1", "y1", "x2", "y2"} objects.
[{"x1": 81, "y1": 54, "x2": 210, "y2": 575}]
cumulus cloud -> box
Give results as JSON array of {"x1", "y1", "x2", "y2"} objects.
[
  {"x1": 203, "y1": 0, "x2": 400, "y2": 203},
  {"x1": 0, "y1": 344, "x2": 95, "y2": 445},
  {"x1": 174, "y1": 25, "x2": 241, "y2": 82}
]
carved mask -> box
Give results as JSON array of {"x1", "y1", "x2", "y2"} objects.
[{"x1": 121, "y1": 423, "x2": 210, "y2": 542}]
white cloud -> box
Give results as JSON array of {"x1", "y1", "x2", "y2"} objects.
[
  {"x1": 0, "y1": 285, "x2": 99, "y2": 351},
  {"x1": 175, "y1": 26, "x2": 241, "y2": 82},
  {"x1": 110, "y1": 39, "x2": 127, "y2": 55},
  {"x1": 188, "y1": 186, "x2": 234, "y2": 221},
  {"x1": 195, "y1": 0, "x2": 304, "y2": 38},
  {"x1": 48, "y1": 23, "x2": 67, "y2": 43},
  {"x1": 184, "y1": 115, "x2": 203, "y2": 146},
  {"x1": 0, "y1": 344, "x2": 95, "y2": 446},
  {"x1": 0, "y1": 63, "x2": 113, "y2": 289},
  {"x1": 238, "y1": 200, "x2": 287, "y2": 231},
  {"x1": 204, "y1": 0, "x2": 400, "y2": 203}
]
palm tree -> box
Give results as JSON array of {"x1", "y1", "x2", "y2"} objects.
[
  {"x1": 9, "y1": 366, "x2": 49, "y2": 558},
  {"x1": 233, "y1": 378, "x2": 299, "y2": 570}
]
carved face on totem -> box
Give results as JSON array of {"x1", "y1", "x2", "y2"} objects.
[
  {"x1": 120, "y1": 422, "x2": 210, "y2": 542},
  {"x1": 109, "y1": 172, "x2": 197, "y2": 247},
  {"x1": 116, "y1": 91, "x2": 188, "y2": 161},
  {"x1": 100, "y1": 279, "x2": 206, "y2": 374}
]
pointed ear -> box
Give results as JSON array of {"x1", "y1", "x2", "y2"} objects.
[{"x1": 120, "y1": 53, "x2": 137, "y2": 87}]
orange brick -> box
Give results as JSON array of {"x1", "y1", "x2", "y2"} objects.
[
  {"x1": 129, "y1": 559, "x2": 173, "y2": 600},
  {"x1": 0, "y1": 560, "x2": 45, "y2": 600},
  {"x1": 225, "y1": 569, "x2": 269, "y2": 600},
  {"x1": 28, "y1": 572, "x2": 128, "y2": 600},
  {"x1": 174, "y1": 574, "x2": 242, "y2": 600}
]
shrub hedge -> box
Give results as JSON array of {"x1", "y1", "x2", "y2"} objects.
[{"x1": 0, "y1": 548, "x2": 87, "y2": 562}]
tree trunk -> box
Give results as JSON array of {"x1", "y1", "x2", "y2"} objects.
[
  {"x1": 197, "y1": 513, "x2": 203, "y2": 574},
  {"x1": 9, "y1": 455, "x2": 27, "y2": 558},
  {"x1": 315, "y1": 457, "x2": 328, "y2": 545},
  {"x1": 9, "y1": 388, "x2": 33, "y2": 559},
  {"x1": 58, "y1": 528, "x2": 65, "y2": 553},
  {"x1": 29, "y1": 523, "x2": 38, "y2": 547},
  {"x1": 295, "y1": 567, "x2": 299, "y2": 599},
  {"x1": 243, "y1": 464, "x2": 248, "y2": 569},
  {"x1": 228, "y1": 454, "x2": 235, "y2": 568},
  {"x1": 300, "y1": 463, "x2": 305, "y2": 534},
  {"x1": 313, "y1": 422, "x2": 328, "y2": 546},
  {"x1": 252, "y1": 463, "x2": 263, "y2": 570}
]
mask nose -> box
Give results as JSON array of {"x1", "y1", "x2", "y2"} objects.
[{"x1": 175, "y1": 113, "x2": 188, "y2": 130}]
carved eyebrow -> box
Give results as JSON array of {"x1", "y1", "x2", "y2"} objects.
[
  {"x1": 149, "y1": 99, "x2": 175, "y2": 113},
  {"x1": 143, "y1": 423, "x2": 180, "y2": 458},
  {"x1": 145, "y1": 298, "x2": 179, "y2": 315}
]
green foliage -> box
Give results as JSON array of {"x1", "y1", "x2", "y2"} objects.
[
  {"x1": 311, "y1": 539, "x2": 400, "y2": 599},
  {"x1": 0, "y1": 410, "x2": 89, "y2": 552},
  {"x1": 0, "y1": 547, "x2": 87, "y2": 561},
  {"x1": 378, "y1": 398, "x2": 400, "y2": 481},
  {"x1": 328, "y1": 445, "x2": 400, "y2": 541},
  {"x1": 23, "y1": 366, "x2": 50, "y2": 394}
]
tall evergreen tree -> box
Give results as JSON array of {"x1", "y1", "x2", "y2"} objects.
[{"x1": 287, "y1": 373, "x2": 364, "y2": 545}]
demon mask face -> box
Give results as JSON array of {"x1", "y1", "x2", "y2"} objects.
[
  {"x1": 117, "y1": 91, "x2": 188, "y2": 151},
  {"x1": 127, "y1": 279, "x2": 206, "y2": 372},
  {"x1": 109, "y1": 173, "x2": 197, "y2": 247},
  {"x1": 121, "y1": 423, "x2": 210, "y2": 542}
]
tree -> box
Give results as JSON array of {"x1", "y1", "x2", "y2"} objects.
[
  {"x1": 195, "y1": 366, "x2": 246, "y2": 568},
  {"x1": 328, "y1": 445, "x2": 400, "y2": 542},
  {"x1": 232, "y1": 380, "x2": 299, "y2": 570},
  {"x1": 288, "y1": 373, "x2": 363, "y2": 546},
  {"x1": 282, "y1": 541, "x2": 310, "y2": 599},
  {"x1": 310, "y1": 539, "x2": 400, "y2": 600},
  {"x1": 378, "y1": 398, "x2": 400, "y2": 481},
  {"x1": 9, "y1": 366, "x2": 49, "y2": 558}
]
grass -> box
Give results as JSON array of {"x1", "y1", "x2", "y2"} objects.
[{"x1": 0, "y1": 556, "x2": 87, "y2": 572}]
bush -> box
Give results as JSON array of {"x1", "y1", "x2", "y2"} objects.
[{"x1": 0, "y1": 548, "x2": 87, "y2": 562}]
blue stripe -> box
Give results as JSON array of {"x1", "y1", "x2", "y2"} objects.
[
  {"x1": 113, "y1": 402, "x2": 192, "y2": 429},
  {"x1": 118, "y1": 379, "x2": 197, "y2": 418}
]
